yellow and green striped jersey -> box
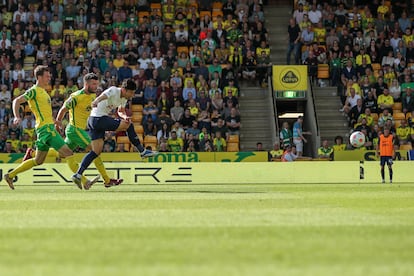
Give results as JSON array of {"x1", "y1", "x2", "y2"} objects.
[
  {"x1": 6, "y1": 138, "x2": 20, "y2": 151},
  {"x1": 65, "y1": 89, "x2": 95, "y2": 129},
  {"x1": 396, "y1": 126, "x2": 411, "y2": 140},
  {"x1": 24, "y1": 85, "x2": 53, "y2": 129}
]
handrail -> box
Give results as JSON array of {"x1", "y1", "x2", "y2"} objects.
[
  {"x1": 306, "y1": 79, "x2": 321, "y2": 158},
  {"x1": 268, "y1": 74, "x2": 279, "y2": 146},
  {"x1": 309, "y1": 80, "x2": 320, "y2": 137}
]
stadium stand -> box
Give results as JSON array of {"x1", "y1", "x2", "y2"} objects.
[
  {"x1": 0, "y1": 0, "x2": 273, "y2": 154},
  {"x1": 290, "y1": 0, "x2": 414, "y2": 152}
]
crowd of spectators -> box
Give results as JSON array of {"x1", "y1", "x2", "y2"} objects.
[
  {"x1": 289, "y1": 0, "x2": 414, "y2": 156},
  {"x1": 0, "y1": 0, "x2": 271, "y2": 154}
]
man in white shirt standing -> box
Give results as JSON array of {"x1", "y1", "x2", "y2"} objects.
[
  {"x1": 72, "y1": 79, "x2": 158, "y2": 185},
  {"x1": 307, "y1": 4, "x2": 322, "y2": 25}
]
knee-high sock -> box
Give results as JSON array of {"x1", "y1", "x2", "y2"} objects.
[
  {"x1": 94, "y1": 157, "x2": 110, "y2": 184},
  {"x1": 8, "y1": 159, "x2": 38, "y2": 179},
  {"x1": 126, "y1": 124, "x2": 144, "y2": 152},
  {"x1": 66, "y1": 155, "x2": 88, "y2": 184},
  {"x1": 77, "y1": 151, "x2": 98, "y2": 175},
  {"x1": 389, "y1": 168, "x2": 393, "y2": 181},
  {"x1": 381, "y1": 168, "x2": 385, "y2": 180}
]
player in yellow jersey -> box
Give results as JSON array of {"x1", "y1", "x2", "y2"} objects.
[
  {"x1": 3, "y1": 66, "x2": 81, "y2": 190},
  {"x1": 55, "y1": 73, "x2": 122, "y2": 189}
]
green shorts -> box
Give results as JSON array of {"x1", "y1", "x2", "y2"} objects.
[
  {"x1": 65, "y1": 124, "x2": 91, "y2": 151},
  {"x1": 35, "y1": 124, "x2": 66, "y2": 152}
]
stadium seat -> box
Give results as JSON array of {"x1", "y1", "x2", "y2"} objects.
[
  {"x1": 131, "y1": 104, "x2": 143, "y2": 112},
  {"x1": 371, "y1": 63, "x2": 381, "y2": 75},
  {"x1": 132, "y1": 110, "x2": 142, "y2": 116},
  {"x1": 63, "y1": 29, "x2": 74, "y2": 37},
  {"x1": 212, "y1": 2, "x2": 223, "y2": 11},
  {"x1": 117, "y1": 136, "x2": 129, "y2": 144},
  {"x1": 144, "y1": 135, "x2": 158, "y2": 151},
  {"x1": 150, "y1": 2, "x2": 162, "y2": 17},
  {"x1": 227, "y1": 142, "x2": 239, "y2": 152},
  {"x1": 200, "y1": 11, "x2": 211, "y2": 18},
  {"x1": 394, "y1": 120, "x2": 401, "y2": 128},
  {"x1": 371, "y1": 113, "x2": 379, "y2": 122},
  {"x1": 137, "y1": 133, "x2": 144, "y2": 143},
  {"x1": 177, "y1": 46, "x2": 189, "y2": 55},
  {"x1": 189, "y1": 46, "x2": 194, "y2": 54},
  {"x1": 116, "y1": 136, "x2": 131, "y2": 152},
  {"x1": 393, "y1": 112, "x2": 405, "y2": 120},
  {"x1": 301, "y1": 45, "x2": 308, "y2": 54},
  {"x1": 24, "y1": 56, "x2": 35, "y2": 69},
  {"x1": 317, "y1": 64, "x2": 329, "y2": 79},
  {"x1": 134, "y1": 124, "x2": 144, "y2": 135},
  {"x1": 212, "y1": 10, "x2": 223, "y2": 19},
  {"x1": 144, "y1": 135, "x2": 158, "y2": 145},
  {"x1": 189, "y1": 1, "x2": 198, "y2": 9},
  {"x1": 150, "y1": 3, "x2": 161, "y2": 10},
  {"x1": 117, "y1": 143, "x2": 130, "y2": 152},
  {"x1": 138, "y1": 11, "x2": 150, "y2": 23},
  {"x1": 132, "y1": 113, "x2": 143, "y2": 123},
  {"x1": 228, "y1": 135, "x2": 239, "y2": 143},
  {"x1": 400, "y1": 144, "x2": 413, "y2": 151},
  {"x1": 392, "y1": 102, "x2": 402, "y2": 112},
  {"x1": 407, "y1": 112, "x2": 412, "y2": 119},
  {"x1": 145, "y1": 143, "x2": 158, "y2": 151}
]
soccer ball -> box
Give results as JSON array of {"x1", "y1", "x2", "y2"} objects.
[{"x1": 350, "y1": 131, "x2": 366, "y2": 148}]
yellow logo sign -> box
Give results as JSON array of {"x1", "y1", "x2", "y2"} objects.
[
  {"x1": 281, "y1": 70, "x2": 299, "y2": 84},
  {"x1": 273, "y1": 65, "x2": 307, "y2": 91}
]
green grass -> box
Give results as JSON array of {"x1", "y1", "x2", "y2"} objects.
[{"x1": 1, "y1": 183, "x2": 413, "y2": 276}]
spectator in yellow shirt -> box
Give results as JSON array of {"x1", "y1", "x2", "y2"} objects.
[
  {"x1": 396, "y1": 119, "x2": 412, "y2": 146},
  {"x1": 318, "y1": 139, "x2": 333, "y2": 159},
  {"x1": 357, "y1": 108, "x2": 375, "y2": 128},
  {"x1": 377, "y1": 1, "x2": 389, "y2": 19},
  {"x1": 333, "y1": 136, "x2": 347, "y2": 152},
  {"x1": 355, "y1": 48, "x2": 371, "y2": 66},
  {"x1": 377, "y1": 88, "x2": 394, "y2": 113},
  {"x1": 402, "y1": 28, "x2": 414, "y2": 46},
  {"x1": 346, "y1": 78, "x2": 362, "y2": 97},
  {"x1": 313, "y1": 21, "x2": 326, "y2": 44}
]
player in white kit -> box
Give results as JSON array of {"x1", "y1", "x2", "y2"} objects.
[{"x1": 71, "y1": 79, "x2": 158, "y2": 185}]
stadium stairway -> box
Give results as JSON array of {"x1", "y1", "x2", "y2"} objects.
[
  {"x1": 237, "y1": 1, "x2": 292, "y2": 151},
  {"x1": 239, "y1": 85, "x2": 274, "y2": 151},
  {"x1": 264, "y1": 1, "x2": 292, "y2": 65},
  {"x1": 312, "y1": 86, "x2": 350, "y2": 144}
]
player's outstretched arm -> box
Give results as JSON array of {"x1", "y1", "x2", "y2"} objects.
[
  {"x1": 55, "y1": 98, "x2": 70, "y2": 132},
  {"x1": 12, "y1": 95, "x2": 27, "y2": 125},
  {"x1": 91, "y1": 93, "x2": 108, "y2": 107}
]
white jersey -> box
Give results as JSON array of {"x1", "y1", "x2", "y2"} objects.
[{"x1": 90, "y1": 86, "x2": 127, "y2": 117}]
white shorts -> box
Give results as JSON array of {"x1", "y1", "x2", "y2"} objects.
[{"x1": 293, "y1": 138, "x2": 303, "y2": 152}]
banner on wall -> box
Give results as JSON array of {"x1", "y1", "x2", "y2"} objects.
[
  {"x1": 272, "y1": 65, "x2": 308, "y2": 98},
  {"x1": 1, "y1": 162, "x2": 412, "y2": 185},
  {"x1": 334, "y1": 150, "x2": 409, "y2": 161},
  {"x1": 0, "y1": 152, "x2": 268, "y2": 164}
]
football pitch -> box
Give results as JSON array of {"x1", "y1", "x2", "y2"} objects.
[{"x1": 0, "y1": 183, "x2": 413, "y2": 276}]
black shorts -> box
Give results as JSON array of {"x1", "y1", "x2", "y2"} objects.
[
  {"x1": 380, "y1": 156, "x2": 393, "y2": 166},
  {"x1": 88, "y1": 116, "x2": 121, "y2": 140}
]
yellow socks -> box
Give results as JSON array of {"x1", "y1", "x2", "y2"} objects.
[
  {"x1": 94, "y1": 157, "x2": 110, "y2": 184},
  {"x1": 8, "y1": 159, "x2": 38, "y2": 179},
  {"x1": 66, "y1": 155, "x2": 88, "y2": 184}
]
